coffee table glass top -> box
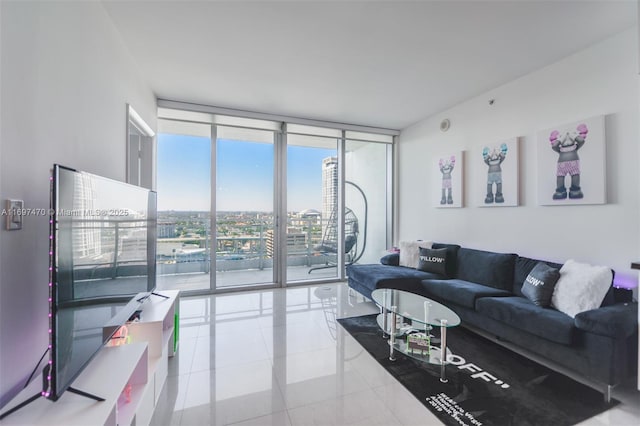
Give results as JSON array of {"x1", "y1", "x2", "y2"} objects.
[{"x1": 371, "y1": 288, "x2": 460, "y2": 328}]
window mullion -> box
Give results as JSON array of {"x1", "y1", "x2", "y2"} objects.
[{"x1": 337, "y1": 131, "x2": 346, "y2": 280}]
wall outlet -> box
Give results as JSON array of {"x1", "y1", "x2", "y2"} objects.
[{"x1": 5, "y1": 199, "x2": 24, "y2": 230}]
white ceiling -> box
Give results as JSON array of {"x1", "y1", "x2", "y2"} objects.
[{"x1": 102, "y1": 0, "x2": 637, "y2": 130}]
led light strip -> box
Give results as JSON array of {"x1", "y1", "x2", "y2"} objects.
[{"x1": 43, "y1": 174, "x2": 54, "y2": 398}]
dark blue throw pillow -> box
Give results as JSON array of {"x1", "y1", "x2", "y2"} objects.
[
  {"x1": 417, "y1": 247, "x2": 448, "y2": 276},
  {"x1": 522, "y1": 262, "x2": 561, "y2": 307},
  {"x1": 380, "y1": 253, "x2": 400, "y2": 266}
]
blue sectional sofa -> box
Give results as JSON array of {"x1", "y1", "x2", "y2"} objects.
[{"x1": 346, "y1": 243, "x2": 638, "y2": 401}]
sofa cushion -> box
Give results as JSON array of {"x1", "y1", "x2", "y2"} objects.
[
  {"x1": 347, "y1": 264, "x2": 442, "y2": 295},
  {"x1": 574, "y1": 303, "x2": 639, "y2": 339},
  {"x1": 380, "y1": 253, "x2": 399, "y2": 266},
  {"x1": 521, "y1": 262, "x2": 560, "y2": 307},
  {"x1": 420, "y1": 279, "x2": 512, "y2": 309},
  {"x1": 476, "y1": 297, "x2": 575, "y2": 345},
  {"x1": 456, "y1": 248, "x2": 517, "y2": 291},
  {"x1": 514, "y1": 256, "x2": 563, "y2": 297},
  {"x1": 417, "y1": 247, "x2": 449, "y2": 276},
  {"x1": 432, "y1": 243, "x2": 461, "y2": 278},
  {"x1": 551, "y1": 260, "x2": 613, "y2": 318}
]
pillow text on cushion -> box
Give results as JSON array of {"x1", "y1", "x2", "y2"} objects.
[
  {"x1": 417, "y1": 247, "x2": 448, "y2": 276},
  {"x1": 521, "y1": 262, "x2": 561, "y2": 307}
]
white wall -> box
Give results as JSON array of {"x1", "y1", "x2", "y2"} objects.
[
  {"x1": 0, "y1": 1, "x2": 155, "y2": 407},
  {"x1": 398, "y1": 28, "x2": 639, "y2": 290}
]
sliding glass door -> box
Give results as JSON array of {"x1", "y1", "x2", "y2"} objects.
[
  {"x1": 286, "y1": 133, "x2": 338, "y2": 282},
  {"x1": 215, "y1": 126, "x2": 275, "y2": 289},
  {"x1": 155, "y1": 123, "x2": 212, "y2": 292}
]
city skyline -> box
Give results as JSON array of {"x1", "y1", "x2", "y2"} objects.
[{"x1": 157, "y1": 133, "x2": 336, "y2": 212}]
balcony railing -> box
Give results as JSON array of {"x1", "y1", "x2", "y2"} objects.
[{"x1": 156, "y1": 216, "x2": 338, "y2": 275}]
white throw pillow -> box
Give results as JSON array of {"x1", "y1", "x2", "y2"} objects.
[
  {"x1": 399, "y1": 240, "x2": 432, "y2": 269},
  {"x1": 551, "y1": 259, "x2": 612, "y2": 318}
]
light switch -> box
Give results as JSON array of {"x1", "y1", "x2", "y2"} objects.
[{"x1": 5, "y1": 199, "x2": 23, "y2": 230}]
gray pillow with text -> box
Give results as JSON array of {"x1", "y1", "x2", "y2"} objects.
[{"x1": 522, "y1": 262, "x2": 560, "y2": 307}]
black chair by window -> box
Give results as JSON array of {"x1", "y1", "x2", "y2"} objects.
[{"x1": 309, "y1": 181, "x2": 367, "y2": 273}]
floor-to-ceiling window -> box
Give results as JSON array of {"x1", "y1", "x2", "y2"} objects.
[
  {"x1": 345, "y1": 133, "x2": 394, "y2": 266},
  {"x1": 286, "y1": 127, "x2": 339, "y2": 282},
  {"x1": 215, "y1": 126, "x2": 275, "y2": 289},
  {"x1": 156, "y1": 121, "x2": 212, "y2": 292},
  {"x1": 155, "y1": 105, "x2": 396, "y2": 294}
]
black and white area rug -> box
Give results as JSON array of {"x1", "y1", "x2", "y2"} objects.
[{"x1": 338, "y1": 314, "x2": 617, "y2": 426}]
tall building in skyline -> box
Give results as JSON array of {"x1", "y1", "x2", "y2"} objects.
[
  {"x1": 158, "y1": 222, "x2": 177, "y2": 238},
  {"x1": 321, "y1": 157, "x2": 338, "y2": 247},
  {"x1": 265, "y1": 229, "x2": 307, "y2": 258},
  {"x1": 71, "y1": 173, "x2": 101, "y2": 259}
]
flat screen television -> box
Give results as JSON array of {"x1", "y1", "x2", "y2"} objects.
[{"x1": 45, "y1": 164, "x2": 158, "y2": 401}]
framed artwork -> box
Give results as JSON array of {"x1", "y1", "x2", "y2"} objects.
[
  {"x1": 434, "y1": 151, "x2": 464, "y2": 208},
  {"x1": 476, "y1": 137, "x2": 519, "y2": 207},
  {"x1": 536, "y1": 116, "x2": 606, "y2": 205}
]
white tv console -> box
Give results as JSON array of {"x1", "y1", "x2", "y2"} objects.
[{"x1": 0, "y1": 290, "x2": 180, "y2": 426}]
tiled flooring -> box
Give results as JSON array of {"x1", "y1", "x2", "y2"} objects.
[{"x1": 150, "y1": 283, "x2": 640, "y2": 426}]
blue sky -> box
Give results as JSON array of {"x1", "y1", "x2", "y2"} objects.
[{"x1": 156, "y1": 134, "x2": 335, "y2": 212}]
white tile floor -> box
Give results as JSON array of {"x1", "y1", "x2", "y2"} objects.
[{"x1": 150, "y1": 283, "x2": 640, "y2": 426}]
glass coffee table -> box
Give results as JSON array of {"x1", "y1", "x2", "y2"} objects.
[{"x1": 371, "y1": 288, "x2": 460, "y2": 383}]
